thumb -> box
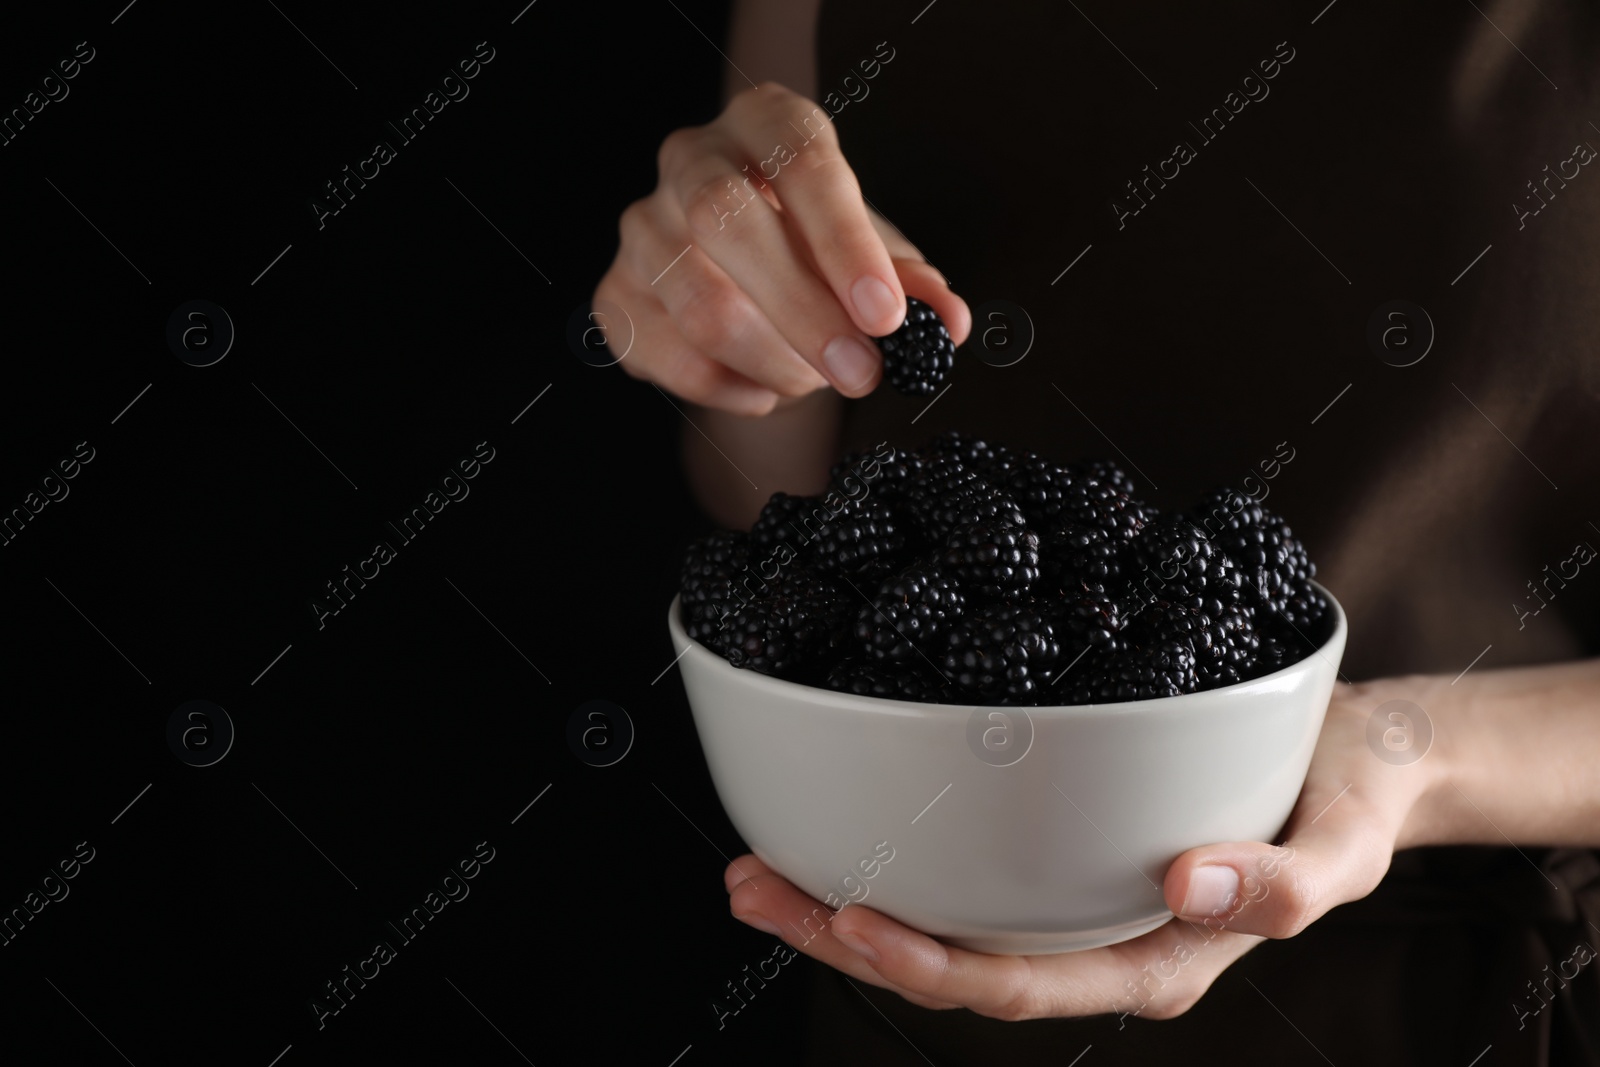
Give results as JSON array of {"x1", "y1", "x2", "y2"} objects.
[{"x1": 1162, "y1": 788, "x2": 1400, "y2": 940}]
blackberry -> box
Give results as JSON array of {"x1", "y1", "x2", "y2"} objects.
[
  {"x1": 680, "y1": 530, "x2": 750, "y2": 653},
  {"x1": 1129, "y1": 518, "x2": 1243, "y2": 615},
  {"x1": 827, "y1": 658, "x2": 948, "y2": 702},
  {"x1": 1195, "y1": 605, "x2": 1261, "y2": 690},
  {"x1": 830, "y1": 443, "x2": 924, "y2": 504},
  {"x1": 1191, "y1": 488, "x2": 1313, "y2": 618},
  {"x1": 1060, "y1": 478, "x2": 1156, "y2": 544},
  {"x1": 941, "y1": 521, "x2": 1041, "y2": 601},
  {"x1": 681, "y1": 529, "x2": 747, "y2": 603},
  {"x1": 1129, "y1": 600, "x2": 1214, "y2": 660},
  {"x1": 942, "y1": 602, "x2": 1062, "y2": 703},
  {"x1": 1071, "y1": 459, "x2": 1138, "y2": 497},
  {"x1": 1005, "y1": 454, "x2": 1080, "y2": 527},
  {"x1": 876, "y1": 296, "x2": 954, "y2": 396},
  {"x1": 750, "y1": 492, "x2": 815, "y2": 551},
  {"x1": 1086, "y1": 639, "x2": 1198, "y2": 701},
  {"x1": 1280, "y1": 581, "x2": 1330, "y2": 633},
  {"x1": 1040, "y1": 522, "x2": 1124, "y2": 595},
  {"x1": 855, "y1": 566, "x2": 967, "y2": 663},
  {"x1": 803, "y1": 497, "x2": 905, "y2": 578},
  {"x1": 1049, "y1": 589, "x2": 1126, "y2": 656},
  {"x1": 908, "y1": 455, "x2": 1027, "y2": 540},
  {"x1": 723, "y1": 574, "x2": 850, "y2": 676},
  {"x1": 923, "y1": 431, "x2": 1012, "y2": 473},
  {"x1": 1256, "y1": 630, "x2": 1295, "y2": 675}
]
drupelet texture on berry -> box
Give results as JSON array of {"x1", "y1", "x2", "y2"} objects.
[{"x1": 876, "y1": 297, "x2": 955, "y2": 396}]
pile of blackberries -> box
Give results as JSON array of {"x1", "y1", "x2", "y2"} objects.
[{"x1": 679, "y1": 432, "x2": 1332, "y2": 706}]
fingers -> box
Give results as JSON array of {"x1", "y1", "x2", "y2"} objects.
[
  {"x1": 626, "y1": 199, "x2": 827, "y2": 399},
  {"x1": 719, "y1": 84, "x2": 906, "y2": 337},
  {"x1": 1164, "y1": 790, "x2": 1399, "y2": 940},
  {"x1": 723, "y1": 856, "x2": 961, "y2": 1010},
  {"x1": 724, "y1": 853, "x2": 775, "y2": 893},
  {"x1": 828, "y1": 905, "x2": 1260, "y2": 1022},
  {"x1": 606, "y1": 82, "x2": 958, "y2": 415},
  {"x1": 599, "y1": 279, "x2": 780, "y2": 416},
  {"x1": 661, "y1": 145, "x2": 885, "y2": 397},
  {"x1": 894, "y1": 257, "x2": 972, "y2": 347},
  {"x1": 722, "y1": 856, "x2": 1265, "y2": 1021}
]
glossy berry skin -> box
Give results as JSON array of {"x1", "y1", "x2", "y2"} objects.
[
  {"x1": 1071, "y1": 458, "x2": 1139, "y2": 497},
  {"x1": 877, "y1": 297, "x2": 956, "y2": 396},
  {"x1": 827, "y1": 658, "x2": 948, "y2": 702},
  {"x1": 1071, "y1": 639, "x2": 1198, "y2": 702},
  {"x1": 1050, "y1": 589, "x2": 1127, "y2": 656},
  {"x1": 681, "y1": 436, "x2": 1330, "y2": 705},
  {"x1": 1191, "y1": 488, "x2": 1314, "y2": 618},
  {"x1": 1040, "y1": 522, "x2": 1123, "y2": 595},
  {"x1": 680, "y1": 530, "x2": 750, "y2": 654},
  {"x1": 941, "y1": 522, "x2": 1041, "y2": 601},
  {"x1": 1060, "y1": 478, "x2": 1156, "y2": 544},
  {"x1": 1129, "y1": 518, "x2": 1243, "y2": 615},
  {"x1": 722, "y1": 575, "x2": 850, "y2": 677},
  {"x1": 796, "y1": 497, "x2": 906, "y2": 579},
  {"x1": 855, "y1": 566, "x2": 967, "y2": 663},
  {"x1": 905, "y1": 455, "x2": 1029, "y2": 542},
  {"x1": 942, "y1": 603, "x2": 1061, "y2": 703},
  {"x1": 1006, "y1": 454, "x2": 1080, "y2": 527}
]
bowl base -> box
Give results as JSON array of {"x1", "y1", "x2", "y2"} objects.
[{"x1": 940, "y1": 911, "x2": 1173, "y2": 955}]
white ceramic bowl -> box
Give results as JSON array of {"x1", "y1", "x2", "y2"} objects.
[{"x1": 669, "y1": 584, "x2": 1346, "y2": 955}]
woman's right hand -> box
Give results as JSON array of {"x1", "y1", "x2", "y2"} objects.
[{"x1": 594, "y1": 81, "x2": 971, "y2": 416}]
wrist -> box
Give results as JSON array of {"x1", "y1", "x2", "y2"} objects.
[{"x1": 1347, "y1": 673, "x2": 1460, "y2": 851}]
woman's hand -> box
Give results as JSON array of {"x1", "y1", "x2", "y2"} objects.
[
  {"x1": 594, "y1": 81, "x2": 970, "y2": 416},
  {"x1": 725, "y1": 677, "x2": 1450, "y2": 1020}
]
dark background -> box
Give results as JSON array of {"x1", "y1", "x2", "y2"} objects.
[
  {"x1": 0, "y1": 2, "x2": 797, "y2": 1063},
  {"x1": 5, "y1": 1, "x2": 1599, "y2": 1065}
]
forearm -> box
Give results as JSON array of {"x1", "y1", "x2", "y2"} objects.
[
  {"x1": 685, "y1": 0, "x2": 840, "y2": 525},
  {"x1": 1395, "y1": 658, "x2": 1600, "y2": 848},
  {"x1": 683, "y1": 390, "x2": 841, "y2": 528}
]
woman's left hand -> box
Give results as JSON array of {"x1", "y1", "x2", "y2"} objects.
[{"x1": 725, "y1": 678, "x2": 1447, "y2": 1020}]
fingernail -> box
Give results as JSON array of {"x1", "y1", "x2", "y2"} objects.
[
  {"x1": 834, "y1": 929, "x2": 879, "y2": 962},
  {"x1": 823, "y1": 336, "x2": 878, "y2": 392},
  {"x1": 851, "y1": 275, "x2": 901, "y2": 332},
  {"x1": 734, "y1": 911, "x2": 783, "y2": 937},
  {"x1": 1181, "y1": 865, "x2": 1240, "y2": 918}
]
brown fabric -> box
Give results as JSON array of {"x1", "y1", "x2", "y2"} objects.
[{"x1": 798, "y1": 1, "x2": 1600, "y2": 1062}]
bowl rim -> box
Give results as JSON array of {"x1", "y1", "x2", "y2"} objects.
[{"x1": 667, "y1": 580, "x2": 1347, "y2": 718}]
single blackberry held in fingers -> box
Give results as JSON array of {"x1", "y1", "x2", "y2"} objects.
[
  {"x1": 676, "y1": 434, "x2": 1332, "y2": 705},
  {"x1": 876, "y1": 297, "x2": 956, "y2": 396}
]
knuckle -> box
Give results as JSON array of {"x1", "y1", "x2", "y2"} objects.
[
  {"x1": 656, "y1": 125, "x2": 705, "y2": 177},
  {"x1": 743, "y1": 391, "x2": 780, "y2": 417},
  {"x1": 683, "y1": 174, "x2": 751, "y2": 239},
  {"x1": 1141, "y1": 989, "x2": 1203, "y2": 1021},
  {"x1": 1268, "y1": 869, "x2": 1323, "y2": 938},
  {"x1": 676, "y1": 285, "x2": 744, "y2": 353},
  {"x1": 668, "y1": 358, "x2": 719, "y2": 406},
  {"x1": 617, "y1": 198, "x2": 651, "y2": 244},
  {"x1": 782, "y1": 101, "x2": 838, "y2": 147},
  {"x1": 979, "y1": 971, "x2": 1043, "y2": 1022},
  {"x1": 985, "y1": 988, "x2": 1039, "y2": 1023},
  {"x1": 783, "y1": 145, "x2": 850, "y2": 185},
  {"x1": 618, "y1": 350, "x2": 652, "y2": 382},
  {"x1": 731, "y1": 81, "x2": 795, "y2": 119},
  {"x1": 773, "y1": 369, "x2": 823, "y2": 399}
]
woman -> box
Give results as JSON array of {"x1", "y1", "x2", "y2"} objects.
[{"x1": 595, "y1": 1, "x2": 1600, "y2": 1061}]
